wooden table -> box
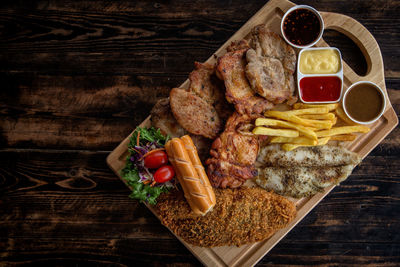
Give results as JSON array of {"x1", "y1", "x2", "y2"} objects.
[{"x1": 1, "y1": 0, "x2": 399, "y2": 265}]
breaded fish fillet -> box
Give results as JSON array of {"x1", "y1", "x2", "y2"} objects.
[
  {"x1": 156, "y1": 187, "x2": 296, "y2": 247},
  {"x1": 255, "y1": 144, "x2": 362, "y2": 198}
]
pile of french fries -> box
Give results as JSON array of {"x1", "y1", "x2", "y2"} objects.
[{"x1": 253, "y1": 103, "x2": 371, "y2": 151}]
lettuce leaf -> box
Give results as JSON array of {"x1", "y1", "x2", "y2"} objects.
[
  {"x1": 122, "y1": 127, "x2": 171, "y2": 205},
  {"x1": 129, "y1": 127, "x2": 169, "y2": 147}
]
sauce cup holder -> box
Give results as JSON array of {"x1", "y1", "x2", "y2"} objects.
[{"x1": 297, "y1": 47, "x2": 343, "y2": 104}]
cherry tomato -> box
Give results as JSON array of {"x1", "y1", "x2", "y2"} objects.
[
  {"x1": 153, "y1": 165, "x2": 175, "y2": 183},
  {"x1": 144, "y1": 150, "x2": 168, "y2": 169}
]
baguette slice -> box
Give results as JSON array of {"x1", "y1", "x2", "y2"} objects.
[{"x1": 166, "y1": 137, "x2": 215, "y2": 215}]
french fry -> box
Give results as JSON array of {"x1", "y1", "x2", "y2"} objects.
[
  {"x1": 293, "y1": 103, "x2": 339, "y2": 111},
  {"x1": 281, "y1": 137, "x2": 331, "y2": 151},
  {"x1": 316, "y1": 126, "x2": 370, "y2": 137},
  {"x1": 264, "y1": 110, "x2": 310, "y2": 126},
  {"x1": 332, "y1": 117, "x2": 338, "y2": 126},
  {"x1": 252, "y1": 126, "x2": 299, "y2": 137},
  {"x1": 270, "y1": 136, "x2": 317, "y2": 145},
  {"x1": 317, "y1": 137, "x2": 331, "y2": 145},
  {"x1": 329, "y1": 134, "x2": 357, "y2": 141},
  {"x1": 299, "y1": 113, "x2": 336, "y2": 120},
  {"x1": 255, "y1": 102, "x2": 367, "y2": 151},
  {"x1": 335, "y1": 106, "x2": 358, "y2": 125},
  {"x1": 305, "y1": 126, "x2": 318, "y2": 131},
  {"x1": 255, "y1": 118, "x2": 317, "y2": 140},
  {"x1": 299, "y1": 118, "x2": 333, "y2": 129},
  {"x1": 286, "y1": 107, "x2": 329, "y2": 115},
  {"x1": 264, "y1": 110, "x2": 333, "y2": 129}
]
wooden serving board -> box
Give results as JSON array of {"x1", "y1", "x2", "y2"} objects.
[{"x1": 107, "y1": 0, "x2": 398, "y2": 266}]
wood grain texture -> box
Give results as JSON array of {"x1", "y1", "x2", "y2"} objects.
[
  {"x1": 1, "y1": 150, "x2": 400, "y2": 265},
  {"x1": 0, "y1": 0, "x2": 399, "y2": 266}
]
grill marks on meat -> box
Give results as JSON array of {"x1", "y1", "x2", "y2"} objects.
[
  {"x1": 255, "y1": 144, "x2": 362, "y2": 198},
  {"x1": 150, "y1": 98, "x2": 212, "y2": 162},
  {"x1": 156, "y1": 187, "x2": 297, "y2": 247},
  {"x1": 216, "y1": 40, "x2": 274, "y2": 116},
  {"x1": 206, "y1": 112, "x2": 259, "y2": 188},
  {"x1": 189, "y1": 62, "x2": 233, "y2": 122},
  {"x1": 170, "y1": 88, "x2": 222, "y2": 139},
  {"x1": 246, "y1": 26, "x2": 297, "y2": 104}
]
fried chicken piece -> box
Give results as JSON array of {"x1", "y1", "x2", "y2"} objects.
[
  {"x1": 226, "y1": 39, "x2": 251, "y2": 52},
  {"x1": 189, "y1": 62, "x2": 233, "y2": 122},
  {"x1": 206, "y1": 112, "x2": 259, "y2": 188},
  {"x1": 170, "y1": 88, "x2": 222, "y2": 139},
  {"x1": 150, "y1": 98, "x2": 212, "y2": 161},
  {"x1": 156, "y1": 187, "x2": 297, "y2": 247},
  {"x1": 216, "y1": 40, "x2": 274, "y2": 115},
  {"x1": 246, "y1": 25, "x2": 297, "y2": 104},
  {"x1": 255, "y1": 144, "x2": 362, "y2": 198}
]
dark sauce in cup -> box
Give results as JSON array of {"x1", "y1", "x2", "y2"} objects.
[
  {"x1": 344, "y1": 83, "x2": 384, "y2": 122},
  {"x1": 283, "y1": 8, "x2": 321, "y2": 46}
]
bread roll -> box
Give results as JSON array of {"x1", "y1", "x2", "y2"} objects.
[{"x1": 165, "y1": 137, "x2": 215, "y2": 215}]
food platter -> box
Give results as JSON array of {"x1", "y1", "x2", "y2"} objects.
[{"x1": 107, "y1": 0, "x2": 398, "y2": 266}]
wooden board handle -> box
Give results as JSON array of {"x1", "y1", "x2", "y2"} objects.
[{"x1": 320, "y1": 12, "x2": 385, "y2": 89}]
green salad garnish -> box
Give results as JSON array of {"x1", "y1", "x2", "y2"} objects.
[{"x1": 121, "y1": 127, "x2": 172, "y2": 205}]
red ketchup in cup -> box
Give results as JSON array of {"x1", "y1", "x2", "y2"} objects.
[
  {"x1": 299, "y1": 76, "x2": 342, "y2": 102},
  {"x1": 296, "y1": 47, "x2": 343, "y2": 104}
]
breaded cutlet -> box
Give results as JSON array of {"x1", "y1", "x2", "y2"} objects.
[{"x1": 155, "y1": 187, "x2": 296, "y2": 247}]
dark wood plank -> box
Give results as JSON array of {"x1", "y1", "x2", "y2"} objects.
[
  {"x1": 0, "y1": 3, "x2": 398, "y2": 77},
  {"x1": 1, "y1": 80, "x2": 398, "y2": 151},
  {"x1": 0, "y1": 73, "x2": 172, "y2": 150},
  {"x1": 0, "y1": 149, "x2": 399, "y2": 265},
  {"x1": 0, "y1": 0, "x2": 399, "y2": 266},
  {"x1": 0, "y1": 0, "x2": 398, "y2": 151}
]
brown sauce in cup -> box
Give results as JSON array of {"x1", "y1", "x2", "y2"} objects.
[
  {"x1": 344, "y1": 83, "x2": 384, "y2": 122},
  {"x1": 283, "y1": 8, "x2": 320, "y2": 46}
]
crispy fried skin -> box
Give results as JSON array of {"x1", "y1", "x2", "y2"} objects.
[
  {"x1": 189, "y1": 62, "x2": 233, "y2": 122},
  {"x1": 156, "y1": 187, "x2": 297, "y2": 247},
  {"x1": 170, "y1": 88, "x2": 222, "y2": 139},
  {"x1": 246, "y1": 25, "x2": 297, "y2": 105},
  {"x1": 216, "y1": 41, "x2": 274, "y2": 115},
  {"x1": 150, "y1": 98, "x2": 212, "y2": 162},
  {"x1": 206, "y1": 112, "x2": 259, "y2": 188}
]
